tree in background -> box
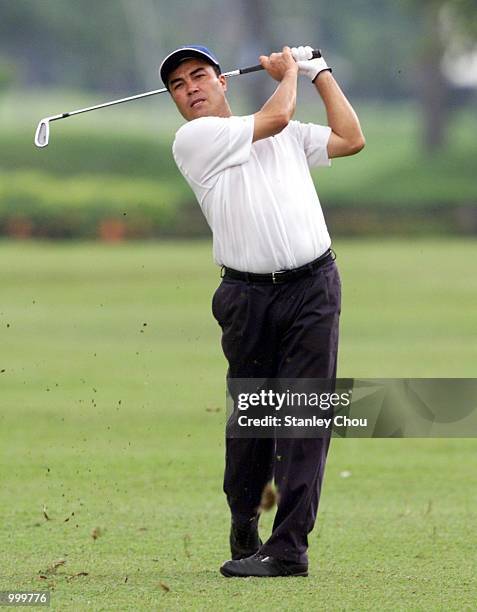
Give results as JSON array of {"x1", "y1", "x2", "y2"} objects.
[
  {"x1": 120, "y1": 0, "x2": 162, "y2": 88},
  {"x1": 303, "y1": 0, "x2": 477, "y2": 153},
  {"x1": 237, "y1": 0, "x2": 275, "y2": 108},
  {"x1": 0, "y1": 59, "x2": 14, "y2": 94},
  {"x1": 405, "y1": 0, "x2": 477, "y2": 153}
]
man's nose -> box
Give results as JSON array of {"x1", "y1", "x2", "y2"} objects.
[{"x1": 186, "y1": 80, "x2": 199, "y2": 95}]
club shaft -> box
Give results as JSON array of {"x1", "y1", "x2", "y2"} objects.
[
  {"x1": 49, "y1": 68, "x2": 244, "y2": 121},
  {"x1": 49, "y1": 49, "x2": 322, "y2": 122},
  {"x1": 51, "y1": 64, "x2": 251, "y2": 121},
  {"x1": 49, "y1": 87, "x2": 168, "y2": 122}
]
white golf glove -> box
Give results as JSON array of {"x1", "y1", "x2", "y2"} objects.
[{"x1": 291, "y1": 45, "x2": 331, "y2": 82}]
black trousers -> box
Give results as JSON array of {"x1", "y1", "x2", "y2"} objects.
[{"x1": 212, "y1": 258, "x2": 341, "y2": 564}]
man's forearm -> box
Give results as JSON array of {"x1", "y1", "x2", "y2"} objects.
[
  {"x1": 253, "y1": 68, "x2": 298, "y2": 142},
  {"x1": 314, "y1": 71, "x2": 364, "y2": 145},
  {"x1": 261, "y1": 68, "x2": 298, "y2": 123}
]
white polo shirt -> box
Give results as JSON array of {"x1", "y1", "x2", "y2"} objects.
[{"x1": 172, "y1": 115, "x2": 332, "y2": 273}]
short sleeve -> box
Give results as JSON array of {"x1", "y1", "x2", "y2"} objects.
[
  {"x1": 172, "y1": 115, "x2": 254, "y2": 188},
  {"x1": 288, "y1": 120, "x2": 332, "y2": 168}
]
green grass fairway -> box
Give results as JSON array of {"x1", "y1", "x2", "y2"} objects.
[{"x1": 1, "y1": 239, "x2": 476, "y2": 611}]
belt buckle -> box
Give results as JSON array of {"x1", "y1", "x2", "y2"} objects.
[{"x1": 271, "y1": 270, "x2": 286, "y2": 284}]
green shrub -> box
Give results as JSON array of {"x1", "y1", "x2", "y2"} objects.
[{"x1": 0, "y1": 170, "x2": 188, "y2": 238}]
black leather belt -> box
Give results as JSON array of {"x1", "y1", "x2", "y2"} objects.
[{"x1": 221, "y1": 249, "x2": 335, "y2": 284}]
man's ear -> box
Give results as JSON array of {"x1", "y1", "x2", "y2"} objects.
[{"x1": 219, "y1": 74, "x2": 227, "y2": 91}]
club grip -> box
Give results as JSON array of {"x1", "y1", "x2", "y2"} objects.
[{"x1": 239, "y1": 49, "x2": 322, "y2": 75}]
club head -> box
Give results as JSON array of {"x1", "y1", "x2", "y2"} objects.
[{"x1": 34, "y1": 119, "x2": 50, "y2": 148}]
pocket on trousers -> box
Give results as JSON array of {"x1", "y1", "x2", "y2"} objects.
[
  {"x1": 211, "y1": 280, "x2": 247, "y2": 327},
  {"x1": 211, "y1": 281, "x2": 235, "y2": 324},
  {"x1": 211, "y1": 284, "x2": 223, "y2": 323},
  {"x1": 323, "y1": 263, "x2": 342, "y2": 315}
]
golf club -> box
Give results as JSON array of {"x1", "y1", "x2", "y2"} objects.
[{"x1": 34, "y1": 49, "x2": 322, "y2": 148}]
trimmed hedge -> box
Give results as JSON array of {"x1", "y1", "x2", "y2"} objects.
[{"x1": 0, "y1": 170, "x2": 188, "y2": 238}]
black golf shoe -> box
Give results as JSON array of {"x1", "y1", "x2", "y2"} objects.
[
  {"x1": 230, "y1": 516, "x2": 262, "y2": 560},
  {"x1": 220, "y1": 553, "x2": 308, "y2": 578}
]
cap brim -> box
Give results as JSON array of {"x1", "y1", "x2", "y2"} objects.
[{"x1": 160, "y1": 48, "x2": 221, "y2": 87}]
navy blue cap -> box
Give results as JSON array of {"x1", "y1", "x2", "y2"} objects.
[{"x1": 159, "y1": 45, "x2": 221, "y2": 87}]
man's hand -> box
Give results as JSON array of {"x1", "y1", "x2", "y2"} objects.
[
  {"x1": 291, "y1": 45, "x2": 331, "y2": 82},
  {"x1": 259, "y1": 46, "x2": 298, "y2": 82}
]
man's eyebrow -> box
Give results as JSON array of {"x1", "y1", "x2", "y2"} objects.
[
  {"x1": 169, "y1": 66, "x2": 208, "y2": 87},
  {"x1": 169, "y1": 75, "x2": 183, "y2": 87}
]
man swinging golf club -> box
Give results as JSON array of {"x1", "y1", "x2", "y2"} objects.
[{"x1": 159, "y1": 43, "x2": 365, "y2": 578}]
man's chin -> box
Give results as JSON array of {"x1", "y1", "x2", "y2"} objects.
[{"x1": 188, "y1": 106, "x2": 212, "y2": 120}]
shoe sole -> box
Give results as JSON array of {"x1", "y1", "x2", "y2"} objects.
[{"x1": 220, "y1": 567, "x2": 308, "y2": 578}]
